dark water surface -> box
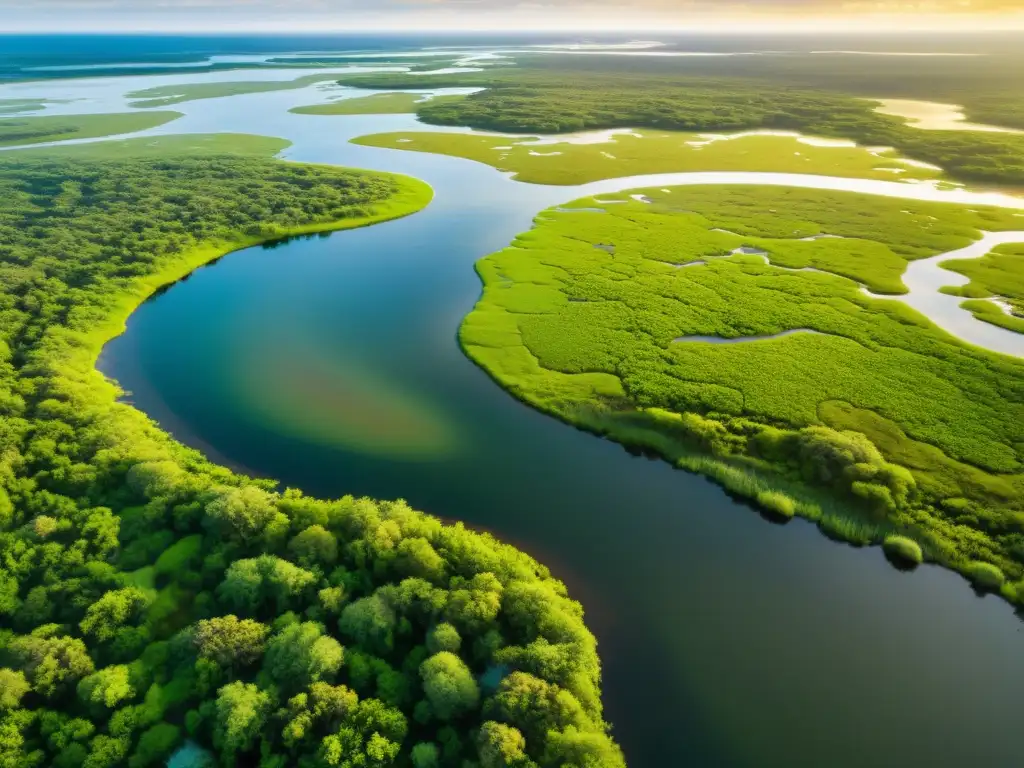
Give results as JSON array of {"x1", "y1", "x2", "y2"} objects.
[{"x1": 82, "y1": 72, "x2": 1024, "y2": 768}]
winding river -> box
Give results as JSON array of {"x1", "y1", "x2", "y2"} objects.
[{"x1": 6, "y1": 67, "x2": 1024, "y2": 768}]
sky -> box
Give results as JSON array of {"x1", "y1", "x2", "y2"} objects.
[{"x1": 4, "y1": 0, "x2": 1024, "y2": 32}]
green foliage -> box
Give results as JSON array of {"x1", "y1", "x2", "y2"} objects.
[
  {"x1": 461, "y1": 184, "x2": 1024, "y2": 597},
  {"x1": 212, "y1": 681, "x2": 272, "y2": 755},
  {"x1": 354, "y1": 128, "x2": 939, "y2": 187},
  {"x1": 756, "y1": 491, "x2": 797, "y2": 520},
  {"x1": 78, "y1": 665, "x2": 135, "y2": 710},
  {"x1": 191, "y1": 616, "x2": 269, "y2": 668},
  {"x1": 0, "y1": 669, "x2": 29, "y2": 711},
  {"x1": 420, "y1": 652, "x2": 480, "y2": 721},
  {"x1": 263, "y1": 621, "x2": 344, "y2": 689},
  {"x1": 426, "y1": 623, "x2": 462, "y2": 655},
  {"x1": 0, "y1": 137, "x2": 616, "y2": 767},
  {"x1": 0, "y1": 112, "x2": 181, "y2": 148},
  {"x1": 127, "y1": 723, "x2": 181, "y2": 768},
  {"x1": 339, "y1": 57, "x2": 1024, "y2": 186},
  {"x1": 966, "y1": 561, "x2": 1006, "y2": 591},
  {"x1": 883, "y1": 535, "x2": 924, "y2": 567}
]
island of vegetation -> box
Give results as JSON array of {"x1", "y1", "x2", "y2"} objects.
[
  {"x1": 352, "y1": 129, "x2": 938, "y2": 186},
  {"x1": 0, "y1": 112, "x2": 182, "y2": 148},
  {"x1": 291, "y1": 92, "x2": 467, "y2": 116},
  {"x1": 334, "y1": 54, "x2": 1024, "y2": 186},
  {"x1": 941, "y1": 244, "x2": 1024, "y2": 333},
  {"x1": 459, "y1": 185, "x2": 1024, "y2": 599},
  {"x1": 0, "y1": 134, "x2": 622, "y2": 768}
]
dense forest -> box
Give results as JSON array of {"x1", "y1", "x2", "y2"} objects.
[
  {"x1": 460, "y1": 186, "x2": 1024, "y2": 597},
  {"x1": 335, "y1": 57, "x2": 1024, "y2": 186},
  {"x1": 0, "y1": 146, "x2": 621, "y2": 768}
]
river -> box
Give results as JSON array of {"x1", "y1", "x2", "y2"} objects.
[{"x1": 5, "y1": 65, "x2": 1024, "y2": 768}]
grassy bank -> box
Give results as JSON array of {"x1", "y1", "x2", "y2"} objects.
[
  {"x1": 0, "y1": 110, "x2": 181, "y2": 147},
  {"x1": 459, "y1": 185, "x2": 1024, "y2": 603},
  {"x1": 353, "y1": 128, "x2": 939, "y2": 186},
  {"x1": 0, "y1": 134, "x2": 622, "y2": 768}
]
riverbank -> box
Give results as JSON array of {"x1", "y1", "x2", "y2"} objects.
[{"x1": 460, "y1": 185, "x2": 1024, "y2": 603}]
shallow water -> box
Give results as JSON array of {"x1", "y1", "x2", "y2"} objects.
[
  {"x1": 872, "y1": 98, "x2": 1022, "y2": 134},
  {"x1": 862, "y1": 231, "x2": 1024, "y2": 356},
  {"x1": 7, "y1": 62, "x2": 1024, "y2": 768},
  {"x1": 674, "y1": 329, "x2": 819, "y2": 343}
]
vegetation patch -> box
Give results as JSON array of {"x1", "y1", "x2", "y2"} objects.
[
  {"x1": 126, "y1": 75, "x2": 349, "y2": 108},
  {"x1": 353, "y1": 129, "x2": 938, "y2": 187},
  {"x1": 0, "y1": 135, "x2": 621, "y2": 767},
  {"x1": 291, "y1": 91, "x2": 467, "y2": 116},
  {"x1": 336, "y1": 60, "x2": 1024, "y2": 186},
  {"x1": 882, "y1": 535, "x2": 924, "y2": 567},
  {"x1": 941, "y1": 243, "x2": 1024, "y2": 332},
  {"x1": 459, "y1": 185, "x2": 1024, "y2": 603},
  {"x1": 0, "y1": 111, "x2": 181, "y2": 148}
]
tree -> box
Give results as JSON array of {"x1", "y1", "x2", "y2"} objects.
[
  {"x1": 426, "y1": 623, "x2": 461, "y2": 655},
  {"x1": 0, "y1": 669, "x2": 29, "y2": 711},
  {"x1": 477, "y1": 722, "x2": 534, "y2": 768},
  {"x1": 217, "y1": 555, "x2": 315, "y2": 614},
  {"x1": 395, "y1": 538, "x2": 445, "y2": 583},
  {"x1": 204, "y1": 486, "x2": 285, "y2": 544},
  {"x1": 77, "y1": 665, "x2": 135, "y2": 710},
  {"x1": 317, "y1": 698, "x2": 407, "y2": 768},
  {"x1": 419, "y1": 652, "x2": 479, "y2": 721},
  {"x1": 8, "y1": 633, "x2": 94, "y2": 697},
  {"x1": 264, "y1": 622, "x2": 344, "y2": 688},
  {"x1": 288, "y1": 525, "x2": 338, "y2": 568},
  {"x1": 543, "y1": 726, "x2": 625, "y2": 768},
  {"x1": 127, "y1": 723, "x2": 181, "y2": 768},
  {"x1": 213, "y1": 682, "x2": 272, "y2": 755},
  {"x1": 79, "y1": 588, "x2": 151, "y2": 643},
  {"x1": 410, "y1": 742, "x2": 441, "y2": 768},
  {"x1": 338, "y1": 593, "x2": 396, "y2": 655},
  {"x1": 126, "y1": 461, "x2": 185, "y2": 500},
  {"x1": 192, "y1": 616, "x2": 269, "y2": 668}
]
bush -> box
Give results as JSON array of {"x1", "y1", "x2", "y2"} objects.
[
  {"x1": 966, "y1": 561, "x2": 1006, "y2": 591},
  {"x1": 756, "y1": 490, "x2": 797, "y2": 520},
  {"x1": 882, "y1": 535, "x2": 923, "y2": 567}
]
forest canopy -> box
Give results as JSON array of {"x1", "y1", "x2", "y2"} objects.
[{"x1": 0, "y1": 139, "x2": 621, "y2": 768}]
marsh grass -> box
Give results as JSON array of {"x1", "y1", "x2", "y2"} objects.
[
  {"x1": 0, "y1": 111, "x2": 181, "y2": 147},
  {"x1": 883, "y1": 535, "x2": 925, "y2": 568},
  {"x1": 353, "y1": 129, "x2": 938, "y2": 188},
  {"x1": 459, "y1": 184, "x2": 1024, "y2": 603},
  {"x1": 967, "y1": 561, "x2": 1007, "y2": 591}
]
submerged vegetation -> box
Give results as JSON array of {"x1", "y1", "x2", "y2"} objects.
[
  {"x1": 0, "y1": 136, "x2": 622, "y2": 767},
  {"x1": 353, "y1": 129, "x2": 938, "y2": 186},
  {"x1": 0, "y1": 112, "x2": 181, "y2": 148},
  {"x1": 459, "y1": 185, "x2": 1024, "y2": 600}
]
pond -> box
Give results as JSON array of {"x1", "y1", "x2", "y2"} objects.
[{"x1": 5, "y1": 66, "x2": 1024, "y2": 768}]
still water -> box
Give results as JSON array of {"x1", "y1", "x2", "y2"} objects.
[{"x1": 7, "y1": 65, "x2": 1024, "y2": 767}]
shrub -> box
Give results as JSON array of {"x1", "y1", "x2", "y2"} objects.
[
  {"x1": 756, "y1": 490, "x2": 797, "y2": 520},
  {"x1": 882, "y1": 535, "x2": 923, "y2": 567},
  {"x1": 966, "y1": 561, "x2": 1006, "y2": 591}
]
